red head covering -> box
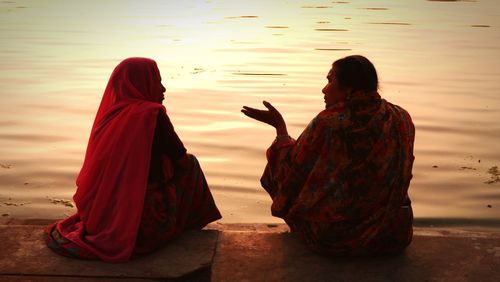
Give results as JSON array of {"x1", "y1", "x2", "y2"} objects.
[{"x1": 56, "y1": 58, "x2": 166, "y2": 262}]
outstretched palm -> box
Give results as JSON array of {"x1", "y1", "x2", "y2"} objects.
[{"x1": 241, "y1": 101, "x2": 287, "y2": 134}]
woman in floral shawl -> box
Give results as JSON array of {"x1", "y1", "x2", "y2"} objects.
[
  {"x1": 242, "y1": 55, "x2": 415, "y2": 256},
  {"x1": 45, "y1": 58, "x2": 221, "y2": 262}
]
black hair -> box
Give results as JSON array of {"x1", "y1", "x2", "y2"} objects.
[{"x1": 332, "y1": 55, "x2": 378, "y2": 92}]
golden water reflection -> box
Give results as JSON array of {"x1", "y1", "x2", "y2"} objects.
[{"x1": 1, "y1": 0, "x2": 499, "y2": 224}]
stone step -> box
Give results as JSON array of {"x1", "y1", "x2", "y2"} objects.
[
  {"x1": 1, "y1": 224, "x2": 500, "y2": 281},
  {"x1": 0, "y1": 225, "x2": 217, "y2": 281}
]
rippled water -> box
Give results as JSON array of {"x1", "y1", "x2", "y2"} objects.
[{"x1": 1, "y1": 0, "x2": 499, "y2": 224}]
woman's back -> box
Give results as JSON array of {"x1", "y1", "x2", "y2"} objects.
[
  {"x1": 45, "y1": 58, "x2": 221, "y2": 262},
  {"x1": 243, "y1": 55, "x2": 415, "y2": 256},
  {"x1": 261, "y1": 98, "x2": 414, "y2": 255}
]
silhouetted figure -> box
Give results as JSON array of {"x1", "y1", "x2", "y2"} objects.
[
  {"x1": 45, "y1": 58, "x2": 221, "y2": 262},
  {"x1": 242, "y1": 55, "x2": 414, "y2": 256}
]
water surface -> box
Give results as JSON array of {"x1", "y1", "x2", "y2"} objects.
[{"x1": 1, "y1": 0, "x2": 499, "y2": 224}]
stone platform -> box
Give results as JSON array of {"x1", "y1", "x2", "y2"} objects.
[{"x1": 1, "y1": 221, "x2": 499, "y2": 281}]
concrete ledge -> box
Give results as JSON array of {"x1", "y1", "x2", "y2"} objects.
[
  {"x1": 1, "y1": 223, "x2": 500, "y2": 281},
  {"x1": 0, "y1": 225, "x2": 218, "y2": 281},
  {"x1": 212, "y1": 226, "x2": 500, "y2": 282}
]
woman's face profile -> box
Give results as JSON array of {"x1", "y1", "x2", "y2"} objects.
[
  {"x1": 322, "y1": 67, "x2": 348, "y2": 108},
  {"x1": 154, "y1": 77, "x2": 166, "y2": 104}
]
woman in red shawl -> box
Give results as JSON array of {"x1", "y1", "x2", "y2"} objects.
[
  {"x1": 242, "y1": 55, "x2": 415, "y2": 256},
  {"x1": 45, "y1": 57, "x2": 221, "y2": 262}
]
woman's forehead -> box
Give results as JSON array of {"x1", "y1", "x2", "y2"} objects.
[{"x1": 327, "y1": 67, "x2": 335, "y2": 78}]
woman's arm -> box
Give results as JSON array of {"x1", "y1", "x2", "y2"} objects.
[
  {"x1": 174, "y1": 153, "x2": 191, "y2": 171},
  {"x1": 156, "y1": 110, "x2": 187, "y2": 159}
]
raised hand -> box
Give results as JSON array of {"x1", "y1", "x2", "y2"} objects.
[{"x1": 241, "y1": 101, "x2": 288, "y2": 135}]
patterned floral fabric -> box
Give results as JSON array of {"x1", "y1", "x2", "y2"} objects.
[
  {"x1": 261, "y1": 92, "x2": 415, "y2": 256},
  {"x1": 133, "y1": 154, "x2": 222, "y2": 256},
  {"x1": 45, "y1": 154, "x2": 221, "y2": 259}
]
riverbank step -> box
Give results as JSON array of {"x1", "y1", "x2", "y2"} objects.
[
  {"x1": 0, "y1": 225, "x2": 216, "y2": 281},
  {"x1": 213, "y1": 227, "x2": 500, "y2": 281},
  {"x1": 1, "y1": 223, "x2": 500, "y2": 281}
]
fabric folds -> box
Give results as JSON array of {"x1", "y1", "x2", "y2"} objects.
[
  {"x1": 261, "y1": 94, "x2": 415, "y2": 255},
  {"x1": 48, "y1": 58, "x2": 172, "y2": 262}
]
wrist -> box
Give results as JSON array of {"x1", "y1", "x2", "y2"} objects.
[
  {"x1": 275, "y1": 124, "x2": 288, "y2": 136},
  {"x1": 274, "y1": 133, "x2": 291, "y2": 143},
  {"x1": 275, "y1": 124, "x2": 290, "y2": 142}
]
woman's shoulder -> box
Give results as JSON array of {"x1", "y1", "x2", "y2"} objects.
[
  {"x1": 381, "y1": 100, "x2": 413, "y2": 123},
  {"x1": 313, "y1": 107, "x2": 351, "y2": 131}
]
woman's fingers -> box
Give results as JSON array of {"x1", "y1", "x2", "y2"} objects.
[
  {"x1": 241, "y1": 105, "x2": 274, "y2": 125},
  {"x1": 262, "y1": 101, "x2": 277, "y2": 113},
  {"x1": 263, "y1": 100, "x2": 284, "y2": 123},
  {"x1": 242, "y1": 107, "x2": 266, "y2": 120},
  {"x1": 242, "y1": 106, "x2": 260, "y2": 112},
  {"x1": 263, "y1": 101, "x2": 284, "y2": 120},
  {"x1": 242, "y1": 106, "x2": 264, "y2": 117},
  {"x1": 242, "y1": 101, "x2": 284, "y2": 129}
]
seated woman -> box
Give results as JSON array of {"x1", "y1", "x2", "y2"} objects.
[
  {"x1": 242, "y1": 55, "x2": 414, "y2": 256},
  {"x1": 45, "y1": 58, "x2": 221, "y2": 262}
]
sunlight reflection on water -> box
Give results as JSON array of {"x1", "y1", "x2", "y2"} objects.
[{"x1": 0, "y1": 0, "x2": 499, "y2": 224}]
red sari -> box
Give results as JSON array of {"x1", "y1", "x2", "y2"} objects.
[{"x1": 45, "y1": 58, "x2": 221, "y2": 262}]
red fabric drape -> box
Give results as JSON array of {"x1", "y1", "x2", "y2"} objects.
[{"x1": 56, "y1": 58, "x2": 168, "y2": 262}]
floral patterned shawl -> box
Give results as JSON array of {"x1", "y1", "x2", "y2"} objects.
[{"x1": 261, "y1": 92, "x2": 415, "y2": 255}]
